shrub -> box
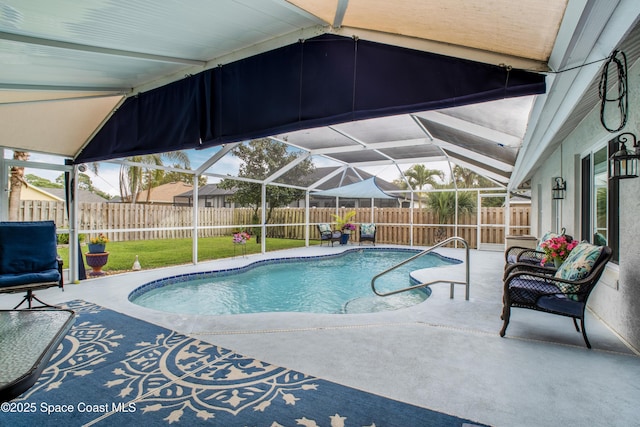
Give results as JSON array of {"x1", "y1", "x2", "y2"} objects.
[{"x1": 56, "y1": 233, "x2": 86, "y2": 245}]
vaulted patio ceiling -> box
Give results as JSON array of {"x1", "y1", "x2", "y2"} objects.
[
  {"x1": 0, "y1": 0, "x2": 638, "y2": 191},
  {"x1": 289, "y1": 0, "x2": 566, "y2": 66}
]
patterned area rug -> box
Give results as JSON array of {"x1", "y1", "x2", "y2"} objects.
[{"x1": 4, "y1": 301, "x2": 487, "y2": 426}]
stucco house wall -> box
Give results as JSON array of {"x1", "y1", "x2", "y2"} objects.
[{"x1": 530, "y1": 58, "x2": 640, "y2": 351}]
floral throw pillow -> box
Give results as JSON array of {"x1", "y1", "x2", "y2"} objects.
[
  {"x1": 361, "y1": 223, "x2": 375, "y2": 236},
  {"x1": 318, "y1": 224, "x2": 332, "y2": 234},
  {"x1": 554, "y1": 241, "x2": 603, "y2": 285}
]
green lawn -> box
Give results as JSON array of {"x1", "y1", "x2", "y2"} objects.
[{"x1": 58, "y1": 236, "x2": 314, "y2": 274}]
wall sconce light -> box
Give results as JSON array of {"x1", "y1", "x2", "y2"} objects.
[
  {"x1": 552, "y1": 177, "x2": 566, "y2": 200},
  {"x1": 609, "y1": 132, "x2": 640, "y2": 179}
]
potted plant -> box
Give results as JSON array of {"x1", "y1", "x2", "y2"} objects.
[
  {"x1": 340, "y1": 222, "x2": 356, "y2": 245},
  {"x1": 88, "y1": 233, "x2": 109, "y2": 253},
  {"x1": 331, "y1": 210, "x2": 356, "y2": 245},
  {"x1": 86, "y1": 233, "x2": 110, "y2": 277},
  {"x1": 331, "y1": 210, "x2": 356, "y2": 230}
]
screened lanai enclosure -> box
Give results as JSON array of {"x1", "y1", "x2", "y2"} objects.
[
  {"x1": 1, "y1": 0, "x2": 637, "y2": 286},
  {"x1": 3, "y1": 94, "x2": 535, "y2": 282}
]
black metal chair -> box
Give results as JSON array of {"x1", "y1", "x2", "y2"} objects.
[
  {"x1": 500, "y1": 243, "x2": 612, "y2": 348},
  {"x1": 0, "y1": 221, "x2": 64, "y2": 309},
  {"x1": 317, "y1": 224, "x2": 341, "y2": 246}
]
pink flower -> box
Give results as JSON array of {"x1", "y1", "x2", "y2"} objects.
[{"x1": 540, "y1": 234, "x2": 577, "y2": 266}]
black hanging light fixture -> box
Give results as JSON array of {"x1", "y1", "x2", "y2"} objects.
[
  {"x1": 552, "y1": 177, "x2": 566, "y2": 200},
  {"x1": 609, "y1": 132, "x2": 640, "y2": 179}
]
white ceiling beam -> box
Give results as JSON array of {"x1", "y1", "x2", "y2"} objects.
[
  {"x1": 264, "y1": 152, "x2": 311, "y2": 184},
  {"x1": 105, "y1": 159, "x2": 193, "y2": 174},
  {"x1": 414, "y1": 111, "x2": 522, "y2": 147},
  {"x1": 447, "y1": 158, "x2": 510, "y2": 185},
  {"x1": 0, "y1": 31, "x2": 206, "y2": 67},
  {"x1": 343, "y1": 156, "x2": 449, "y2": 168},
  {"x1": 308, "y1": 165, "x2": 348, "y2": 190},
  {"x1": 430, "y1": 138, "x2": 514, "y2": 172},
  {"x1": 196, "y1": 143, "x2": 240, "y2": 175},
  {"x1": 0, "y1": 92, "x2": 125, "y2": 106},
  {"x1": 4, "y1": 158, "x2": 71, "y2": 172},
  {"x1": 328, "y1": 126, "x2": 398, "y2": 163},
  {"x1": 0, "y1": 82, "x2": 130, "y2": 93},
  {"x1": 200, "y1": 172, "x2": 262, "y2": 185},
  {"x1": 308, "y1": 138, "x2": 430, "y2": 155},
  {"x1": 333, "y1": 0, "x2": 350, "y2": 28}
]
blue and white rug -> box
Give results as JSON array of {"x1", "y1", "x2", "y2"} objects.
[{"x1": 3, "y1": 301, "x2": 487, "y2": 426}]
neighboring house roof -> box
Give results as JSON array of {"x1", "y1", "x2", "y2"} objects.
[
  {"x1": 134, "y1": 182, "x2": 194, "y2": 203},
  {"x1": 509, "y1": 190, "x2": 532, "y2": 204},
  {"x1": 46, "y1": 188, "x2": 110, "y2": 203},
  {"x1": 19, "y1": 184, "x2": 64, "y2": 202},
  {"x1": 176, "y1": 184, "x2": 235, "y2": 198}
]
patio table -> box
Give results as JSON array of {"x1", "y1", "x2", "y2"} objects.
[{"x1": 0, "y1": 309, "x2": 75, "y2": 402}]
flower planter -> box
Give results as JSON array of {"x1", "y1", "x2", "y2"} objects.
[
  {"x1": 340, "y1": 233, "x2": 350, "y2": 245},
  {"x1": 85, "y1": 252, "x2": 109, "y2": 276},
  {"x1": 88, "y1": 243, "x2": 106, "y2": 254}
]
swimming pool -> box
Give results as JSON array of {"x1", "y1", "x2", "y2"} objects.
[{"x1": 129, "y1": 248, "x2": 461, "y2": 315}]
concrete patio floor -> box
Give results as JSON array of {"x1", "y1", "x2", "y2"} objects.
[{"x1": 5, "y1": 245, "x2": 639, "y2": 427}]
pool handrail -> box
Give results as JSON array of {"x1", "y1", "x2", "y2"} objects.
[{"x1": 370, "y1": 236, "x2": 470, "y2": 300}]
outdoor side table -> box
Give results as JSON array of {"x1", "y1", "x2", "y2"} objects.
[{"x1": 0, "y1": 309, "x2": 75, "y2": 402}]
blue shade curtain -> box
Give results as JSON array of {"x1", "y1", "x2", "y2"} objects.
[
  {"x1": 77, "y1": 73, "x2": 210, "y2": 162},
  {"x1": 77, "y1": 34, "x2": 545, "y2": 163}
]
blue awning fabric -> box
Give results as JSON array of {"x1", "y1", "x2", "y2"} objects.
[
  {"x1": 312, "y1": 177, "x2": 397, "y2": 199},
  {"x1": 76, "y1": 34, "x2": 545, "y2": 163}
]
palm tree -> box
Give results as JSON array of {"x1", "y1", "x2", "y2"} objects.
[
  {"x1": 426, "y1": 188, "x2": 475, "y2": 242},
  {"x1": 8, "y1": 151, "x2": 29, "y2": 220},
  {"x1": 452, "y1": 165, "x2": 494, "y2": 188},
  {"x1": 119, "y1": 151, "x2": 191, "y2": 203},
  {"x1": 403, "y1": 164, "x2": 444, "y2": 207}
]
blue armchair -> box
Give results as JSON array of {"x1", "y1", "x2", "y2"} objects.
[{"x1": 0, "y1": 221, "x2": 64, "y2": 308}]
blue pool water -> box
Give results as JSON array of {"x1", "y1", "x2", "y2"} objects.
[{"x1": 129, "y1": 249, "x2": 460, "y2": 315}]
